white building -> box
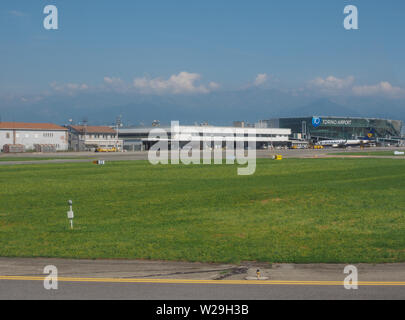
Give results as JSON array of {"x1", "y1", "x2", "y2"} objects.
[
  {"x1": 119, "y1": 124, "x2": 291, "y2": 151},
  {"x1": 0, "y1": 122, "x2": 68, "y2": 152},
  {"x1": 68, "y1": 125, "x2": 123, "y2": 151}
]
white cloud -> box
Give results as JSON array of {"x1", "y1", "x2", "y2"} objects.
[
  {"x1": 50, "y1": 82, "x2": 89, "y2": 94},
  {"x1": 309, "y1": 76, "x2": 355, "y2": 91},
  {"x1": 208, "y1": 81, "x2": 220, "y2": 90},
  {"x1": 133, "y1": 71, "x2": 213, "y2": 94},
  {"x1": 352, "y1": 81, "x2": 405, "y2": 97},
  {"x1": 9, "y1": 10, "x2": 26, "y2": 17},
  {"x1": 254, "y1": 73, "x2": 268, "y2": 86},
  {"x1": 104, "y1": 76, "x2": 123, "y2": 85},
  {"x1": 49, "y1": 73, "x2": 217, "y2": 96},
  {"x1": 103, "y1": 76, "x2": 128, "y2": 92},
  {"x1": 308, "y1": 76, "x2": 405, "y2": 99}
]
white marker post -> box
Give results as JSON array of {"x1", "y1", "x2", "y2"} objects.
[{"x1": 67, "y1": 200, "x2": 74, "y2": 229}]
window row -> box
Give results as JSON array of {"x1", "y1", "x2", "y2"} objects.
[{"x1": 3, "y1": 132, "x2": 58, "y2": 138}]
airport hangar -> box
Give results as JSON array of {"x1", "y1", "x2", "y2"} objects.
[
  {"x1": 259, "y1": 116, "x2": 404, "y2": 146},
  {"x1": 118, "y1": 125, "x2": 291, "y2": 151}
]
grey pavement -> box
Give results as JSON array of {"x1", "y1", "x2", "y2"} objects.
[
  {"x1": 1, "y1": 258, "x2": 405, "y2": 281},
  {"x1": 1, "y1": 280, "x2": 404, "y2": 300},
  {"x1": 0, "y1": 258, "x2": 404, "y2": 299}
]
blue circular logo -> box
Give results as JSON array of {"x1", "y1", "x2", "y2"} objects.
[{"x1": 312, "y1": 117, "x2": 322, "y2": 128}]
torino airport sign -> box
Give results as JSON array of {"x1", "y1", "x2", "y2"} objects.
[
  {"x1": 312, "y1": 117, "x2": 353, "y2": 128},
  {"x1": 322, "y1": 119, "x2": 353, "y2": 126}
]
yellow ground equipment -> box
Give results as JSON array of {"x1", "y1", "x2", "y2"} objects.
[{"x1": 96, "y1": 147, "x2": 117, "y2": 153}]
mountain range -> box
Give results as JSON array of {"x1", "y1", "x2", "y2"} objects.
[{"x1": 1, "y1": 87, "x2": 404, "y2": 128}]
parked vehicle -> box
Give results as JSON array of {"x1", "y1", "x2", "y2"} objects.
[{"x1": 95, "y1": 147, "x2": 117, "y2": 152}]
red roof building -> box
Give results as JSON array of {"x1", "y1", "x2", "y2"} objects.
[{"x1": 0, "y1": 122, "x2": 68, "y2": 152}]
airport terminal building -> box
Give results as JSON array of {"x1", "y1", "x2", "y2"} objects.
[
  {"x1": 259, "y1": 116, "x2": 403, "y2": 145},
  {"x1": 119, "y1": 124, "x2": 291, "y2": 151}
]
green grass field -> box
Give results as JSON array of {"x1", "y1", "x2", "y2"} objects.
[{"x1": 1, "y1": 158, "x2": 404, "y2": 263}]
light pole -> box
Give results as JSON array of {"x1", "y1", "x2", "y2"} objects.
[{"x1": 115, "y1": 116, "x2": 122, "y2": 152}]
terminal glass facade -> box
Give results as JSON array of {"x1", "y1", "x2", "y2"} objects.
[{"x1": 263, "y1": 117, "x2": 403, "y2": 142}]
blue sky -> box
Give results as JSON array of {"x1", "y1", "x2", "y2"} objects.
[{"x1": 1, "y1": 0, "x2": 405, "y2": 100}]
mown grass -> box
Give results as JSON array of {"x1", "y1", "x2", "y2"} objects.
[{"x1": 0, "y1": 158, "x2": 404, "y2": 263}]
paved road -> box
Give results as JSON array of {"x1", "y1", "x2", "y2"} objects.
[
  {"x1": 1, "y1": 258, "x2": 404, "y2": 300},
  {"x1": 1, "y1": 279, "x2": 404, "y2": 300}
]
